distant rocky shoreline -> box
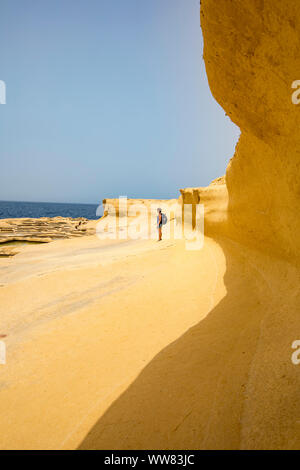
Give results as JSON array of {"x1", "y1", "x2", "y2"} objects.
[{"x1": 0, "y1": 216, "x2": 96, "y2": 257}]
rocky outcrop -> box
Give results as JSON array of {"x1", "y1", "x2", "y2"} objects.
[
  {"x1": 100, "y1": 198, "x2": 179, "y2": 239},
  {"x1": 0, "y1": 217, "x2": 95, "y2": 255},
  {"x1": 201, "y1": 0, "x2": 300, "y2": 263},
  {"x1": 102, "y1": 198, "x2": 178, "y2": 218},
  {"x1": 179, "y1": 176, "x2": 228, "y2": 234},
  {"x1": 0, "y1": 246, "x2": 19, "y2": 257}
]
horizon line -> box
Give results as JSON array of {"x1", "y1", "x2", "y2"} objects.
[{"x1": 0, "y1": 199, "x2": 100, "y2": 206}]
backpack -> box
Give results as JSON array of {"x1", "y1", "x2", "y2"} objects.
[{"x1": 161, "y1": 213, "x2": 167, "y2": 225}]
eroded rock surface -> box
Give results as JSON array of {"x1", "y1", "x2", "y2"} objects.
[
  {"x1": 201, "y1": 0, "x2": 300, "y2": 262},
  {"x1": 0, "y1": 217, "x2": 95, "y2": 256}
]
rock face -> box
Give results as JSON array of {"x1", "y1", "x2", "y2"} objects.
[
  {"x1": 179, "y1": 176, "x2": 229, "y2": 234},
  {"x1": 100, "y1": 198, "x2": 179, "y2": 240},
  {"x1": 0, "y1": 246, "x2": 19, "y2": 257},
  {"x1": 201, "y1": 0, "x2": 300, "y2": 262},
  {"x1": 102, "y1": 198, "x2": 178, "y2": 217},
  {"x1": 0, "y1": 217, "x2": 95, "y2": 256}
]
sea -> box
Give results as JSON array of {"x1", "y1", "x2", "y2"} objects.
[{"x1": 0, "y1": 200, "x2": 101, "y2": 220}]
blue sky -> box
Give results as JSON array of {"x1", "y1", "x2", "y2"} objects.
[{"x1": 0, "y1": 0, "x2": 239, "y2": 204}]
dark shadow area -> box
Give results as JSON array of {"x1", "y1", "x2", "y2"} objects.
[{"x1": 78, "y1": 237, "x2": 299, "y2": 449}]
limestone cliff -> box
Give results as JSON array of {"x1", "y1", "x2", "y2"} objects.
[
  {"x1": 201, "y1": 0, "x2": 300, "y2": 262},
  {"x1": 102, "y1": 198, "x2": 177, "y2": 218},
  {"x1": 179, "y1": 176, "x2": 229, "y2": 235}
]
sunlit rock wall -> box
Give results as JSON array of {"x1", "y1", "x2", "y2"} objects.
[{"x1": 201, "y1": 0, "x2": 300, "y2": 262}]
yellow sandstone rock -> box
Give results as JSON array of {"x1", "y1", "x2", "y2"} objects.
[
  {"x1": 0, "y1": 0, "x2": 299, "y2": 452},
  {"x1": 78, "y1": 1, "x2": 300, "y2": 450},
  {"x1": 201, "y1": 0, "x2": 300, "y2": 262},
  {"x1": 0, "y1": 217, "x2": 95, "y2": 255}
]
